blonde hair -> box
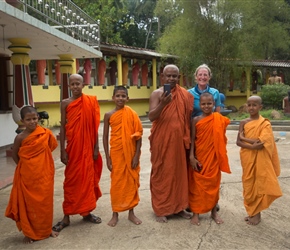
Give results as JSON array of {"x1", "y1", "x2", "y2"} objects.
[{"x1": 194, "y1": 64, "x2": 212, "y2": 77}]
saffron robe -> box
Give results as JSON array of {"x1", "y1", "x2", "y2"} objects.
[
  {"x1": 63, "y1": 94, "x2": 102, "y2": 215},
  {"x1": 240, "y1": 116, "x2": 282, "y2": 216},
  {"x1": 188, "y1": 113, "x2": 231, "y2": 214},
  {"x1": 109, "y1": 106, "x2": 143, "y2": 212},
  {"x1": 5, "y1": 126, "x2": 57, "y2": 240},
  {"x1": 149, "y1": 85, "x2": 193, "y2": 216}
]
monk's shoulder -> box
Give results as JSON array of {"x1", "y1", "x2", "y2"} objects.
[{"x1": 61, "y1": 97, "x2": 73, "y2": 108}]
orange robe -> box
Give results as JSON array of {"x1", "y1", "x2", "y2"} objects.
[
  {"x1": 63, "y1": 94, "x2": 102, "y2": 215},
  {"x1": 5, "y1": 126, "x2": 57, "y2": 240},
  {"x1": 149, "y1": 85, "x2": 193, "y2": 216},
  {"x1": 109, "y1": 106, "x2": 143, "y2": 212},
  {"x1": 240, "y1": 116, "x2": 282, "y2": 216},
  {"x1": 188, "y1": 113, "x2": 231, "y2": 214}
]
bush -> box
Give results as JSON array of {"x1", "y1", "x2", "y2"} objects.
[{"x1": 260, "y1": 84, "x2": 290, "y2": 109}]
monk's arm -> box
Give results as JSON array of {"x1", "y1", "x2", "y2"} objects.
[
  {"x1": 236, "y1": 122, "x2": 264, "y2": 149},
  {"x1": 132, "y1": 138, "x2": 142, "y2": 169},
  {"x1": 148, "y1": 90, "x2": 171, "y2": 122},
  {"x1": 93, "y1": 133, "x2": 99, "y2": 160},
  {"x1": 12, "y1": 135, "x2": 22, "y2": 164},
  {"x1": 93, "y1": 99, "x2": 101, "y2": 160},
  {"x1": 103, "y1": 113, "x2": 112, "y2": 171},
  {"x1": 215, "y1": 106, "x2": 221, "y2": 113},
  {"x1": 189, "y1": 118, "x2": 198, "y2": 170},
  {"x1": 60, "y1": 101, "x2": 68, "y2": 165}
]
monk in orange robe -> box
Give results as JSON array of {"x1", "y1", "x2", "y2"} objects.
[
  {"x1": 189, "y1": 93, "x2": 231, "y2": 226},
  {"x1": 148, "y1": 64, "x2": 193, "y2": 223},
  {"x1": 53, "y1": 74, "x2": 102, "y2": 232},
  {"x1": 103, "y1": 86, "x2": 143, "y2": 227},
  {"x1": 237, "y1": 95, "x2": 282, "y2": 225},
  {"x1": 5, "y1": 106, "x2": 58, "y2": 244}
]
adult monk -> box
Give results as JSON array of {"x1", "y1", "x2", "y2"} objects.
[
  {"x1": 148, "y1": 64, "x2": 193, "y2": 223},
  {"x1": 53, "y1": 74, "x2": 103, "y2": 232},
  {"x1": 103, "y1": 86, "x2": 143, "y2": 227},
  {"x1": 189, "y1": 93, "x2": 231, "y2": 226},
  {"x1": 236, "y1": 95, "x2": 282, "y2": 225},
  {"x1": 5, "y1": 106, "x2": 58, "y2": 243}
]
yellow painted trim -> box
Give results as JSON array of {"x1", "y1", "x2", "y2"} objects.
[{"x1": 117, "y1": 54, "x2": 122, "y2": 86}]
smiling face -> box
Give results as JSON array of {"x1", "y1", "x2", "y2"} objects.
[
  {"x1": 21, "y1": 112, "x2": 39, "y2": 132},
  {"x1": 246, "y1": 96, "x2": 262, "y2": 118},
  {"x1": 113, "y1": 89, "x2": 128, "y2": 109},
  {"x1": 68, "y1": 74, "x2": 84, "y2": 98},
  {"x1": 162, "y1": 65, "x2": 180, "y2": 89},
  {"x1": 195, "y1": 68, "x2": 211, "y2": 88},
  {"x1": 199, "y1": 94, "x2": 214, "y2": 115}
]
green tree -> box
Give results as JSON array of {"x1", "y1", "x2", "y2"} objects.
[
  {"x1": 156, "y1": 0, "x2": 290, "y2": 91},
  {"x1": 72, "y1": 0, "x2": 128, "y2": 43},
  {"x1": 118, "y1": 0, "x2": 159, "y2": 49}
]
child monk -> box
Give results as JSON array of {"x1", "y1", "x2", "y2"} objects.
[
  {"x1": 103, "y1": 86, "x2": 143, "y2": 227},
  {"x1": 189, "y1": 92, "x2": 231, "y2": 226},
  {"x1": 5, "y1": 106, "x2": 58, "y2": 243},
  {"x1": 236, "y1": 95, "x2": 282, "y2": 225}
]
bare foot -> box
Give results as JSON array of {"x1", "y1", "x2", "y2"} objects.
[
  {"x1": 244, "y1": 216, "x2": 250, "y2": 221},
  {"x1": 23, "y1": 236, "x2": 33, "y2": 244},
  {"x1": 107, "y1": 212, "x2": 118, "y2": 227},
  {"x1": 190, "y1": 213, "x2": 200, "y2": 226},
  {"x1": 211, "y1": 206, "x2": 224, "y2": 224},
  {"x1": 128, "y1": 210, "x2": 142, "y2": 225},
  {"x1": 156, "y1": 216, "x2": 168, "y2": 223},
  {"x1": 50, "y1": 230, "x2": 59, "y2": 238},
  {"x1": 246, "y1": 213, "x2": 261, "y2": 225},
  {"x1": 211, "y1": 213, "x2": 224, "y2": 224},
  {"x1": 176, "y1": 210, "x2": 192, "y2": 219}
]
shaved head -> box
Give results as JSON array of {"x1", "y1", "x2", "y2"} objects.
[
  {"x1": 247, "y1": 95, "x2": 262, "y2": 104},
  {"x1": 69, "y1": 74, "x2": 83, "y2": 82},
  {"x1": 163, "y1": 64, "x2": 179, "y2": 74}
]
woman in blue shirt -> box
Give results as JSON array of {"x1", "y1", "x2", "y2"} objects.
[{"x1": 188, "y1": 64, "x2": 221, "y2": 118}]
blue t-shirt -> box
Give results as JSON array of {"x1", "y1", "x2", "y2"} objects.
[{"x1": 188, "y1": 85, "x2": 221, "y2": 118}]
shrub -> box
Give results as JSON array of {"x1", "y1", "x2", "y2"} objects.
[{"x1": 260, "y1": 84, "x2": 290, "y2": 109}]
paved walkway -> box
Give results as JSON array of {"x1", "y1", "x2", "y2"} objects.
[{"x1": 0, "y1": 123, "x2": 290, "y2": 249}]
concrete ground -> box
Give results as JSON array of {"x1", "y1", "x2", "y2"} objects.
[{"x1": 0, "y1": 124, "x2": 290, "y2": 250}]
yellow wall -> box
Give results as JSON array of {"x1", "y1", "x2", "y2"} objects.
[
  {"x1": 32, "y1": 86, "x2": 264, "y2": 127},
  {"x1": 225, "y1": 90, "x2": 261, "y2": 109},
  {"x1": 32, "y1": 85, "x2": 152, "y2": 127}
]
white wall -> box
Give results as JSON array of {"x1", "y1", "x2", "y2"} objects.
[{"x1": 0, "y1": 113, "x2": 16, "y2": 147}]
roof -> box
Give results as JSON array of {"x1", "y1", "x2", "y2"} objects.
[{"x1": 99, "y1": 42, "x2": 177, "y2": 61}]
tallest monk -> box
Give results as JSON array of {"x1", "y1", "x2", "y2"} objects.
[
  {"x1": 53, "y1": 74, "x2": 103, "y2": 232},
  {"x1": 148, "y1": 64, "x2": 194, "y2": 222}
]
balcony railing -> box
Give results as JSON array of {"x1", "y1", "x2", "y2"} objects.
[{"x1": 11, "y1": 0, "x2": 100, "y2": 49}]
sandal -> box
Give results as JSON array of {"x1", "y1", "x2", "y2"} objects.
[
  {"x1": 52, "y1": 221, "x2": 70, "y2": 232},
  {"x1": 83, "y1": 214, "x2": 102, "y2": 224}
]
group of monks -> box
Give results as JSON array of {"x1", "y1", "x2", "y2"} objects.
[{"x1": 4, "y1": 64, "x2": 283, "y2": 244}]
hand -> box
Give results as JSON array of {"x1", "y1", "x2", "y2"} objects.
[
  {"x1": 252, "y1": 140, "x2": 264, "y2": 150},
  {"x1": 106, "y1": 157, "x2": 112, "y2": 172},
  {"x1": 160, "y1": 91, "x2": 172, "y2": 106},
  {"x1": 132, "y1": 155, "x2": 139, "y2": 169},
  {"x1": 61, "y1": 150, "x2": 68, "y2": 165},
  {"x1": 189, "y1": 155, "x2": 198, "y2": 170}
]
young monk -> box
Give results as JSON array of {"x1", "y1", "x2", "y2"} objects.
[
  {"x1": 236, "y1": 95, "x2": 282, "y2": 225},
  {"x1": 189, "y1": 93, "x2": 231, "y2": 226},
  {"x1": 5, "y1": 106, "x2": 58, "y2": 243},
  {"x1": 103, "y1": 86, "x2": 143, "y2": 227},
  {"x1": 53, "y1": 74, "x2": 103, "y2": 232}
]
